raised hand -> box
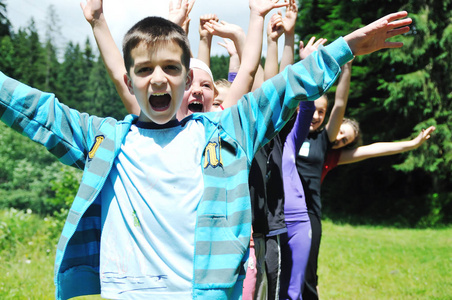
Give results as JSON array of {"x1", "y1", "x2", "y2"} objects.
[
  {"x1": 199, "y1": 14, "x2": 219, "y2": 39},
  {"x1": 80, "y1": 0, "x2": 103, "y2": 26},
  {"x1": 218, "y1": 38, "x2": 238, "y2": 57},
  {"x1": 168, "y1": 0, "x2": 195, "y2": 30},
  {"x1": 413, "y1": 126, "x2": 436, "y2": 147},
  {"x1": 344, "y1": 11, "x2": 412, "y2": 56},
  {"x1": 249, "y1": 0, "x2": 289, "y2": 18},
  {"x1": 282, "y1": 0, "x2": 297, "y2": 34},
  {"x1": 204, "y1": 19, "x2": 244, "y2": 40},
  {"x1": 298, "y1": 36, "x2": 327, "y2": 60},
  {"x1": 267, "y1": 12, "x2": 284, "y2": 42}
]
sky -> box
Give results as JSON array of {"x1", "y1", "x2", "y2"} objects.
[{"x1": 5, "y1": 0, "x2": 285, "y2": 58}]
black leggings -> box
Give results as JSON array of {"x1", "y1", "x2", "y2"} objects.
[
  {"x1": 302, "y1": 213, "x2": 322, "y2": 300},
  {"x1": 266, "y1": 234, "x2": 281, "y2": 300}
]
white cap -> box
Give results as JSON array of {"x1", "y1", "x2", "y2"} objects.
[
  {"x1": 189, "y1": 58, "x2": 214, "y2": 81},
  {"x1": 189, "y1": 58, "x2": 218, "y2": 96}
]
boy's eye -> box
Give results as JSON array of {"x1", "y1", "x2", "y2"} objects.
[
  {"x1": 202, "y1": 83, "x2": 212, "y2": 89},
  {"x1": 164, "y1": 65, "x2": 182, "y2": 74},
  {"x1": 165, "y1": 65, "x2": 180, "y2": 71},
  {"x1": 137, "y1": 67, "x2": 153, "y2": 74}
]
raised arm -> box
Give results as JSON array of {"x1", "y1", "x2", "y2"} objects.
[
  {"x1": 218, "y1": 39, "x2": 240, "y2": 80},
  {"x1": 338, "y1": 126, "x2": 436, "y2": 164},
  {"x1": 203, "y1": 19, "x2": 246, "y2": 108},
  {"x1": 80, "y1": 0, "x2": 140, "y2": 115},
  {"x1": 264, "y1": 12, "x2": 284, "y2": 80},
  {"x1": 325, "y1": 60, "x2": 353, "y2": 142},
  {"x1": 197, "y1": 14, "x2": 219, "y2": 67},
  {"x1": 203, "y1": 19, "x2": 246, "y2": 62},
  {"x1": 279, "y1": 0, "x2": 298, "y2": 72},
  {"x1": 219, "y1": 0, "x2": 289, "y2": 108}
]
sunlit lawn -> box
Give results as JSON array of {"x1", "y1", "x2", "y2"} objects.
[
  {"x1": 0, "y1": 209, "x2": 450, "y2": 299},
  {"x1": 318, "y1": 221, "x2": 451, "y2": 299}
]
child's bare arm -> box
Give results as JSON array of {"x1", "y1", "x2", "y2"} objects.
[
  {"x1": 325, "y1": 60, "x2": 353, "y2": 142},
  {"x1": 204, "y1": 18, "x2": 265, "y2": 95},
  {"x1": 203, "y1": 18, "x2": 247, "y2": 108},
  {"x1": 250, "y1": 0, "x2": 289, "y2": 92},
  {"x1": 279, "y1": 0, "x2": 298, "y2": 72},
  {"x1": 264, "y1": 12, "x2": 284, "y2": 81},
  {"x1": 251, "y1": 66, "x2": 265, "y2": 92},
  {"x1": 197, "y1": 14, "x2": 218, "y2": 67},
  {"x1": 220, "y1": 0, "x2": 289, "y2": 107},
  {"x1": 338, "y1": 126, "x2": 436, "y2": 164},
  {"x1": 80, "y1": 0, "x2": 140, "y2": 115},
  {"x1": 204, "y1": 19, "x2": 246, "y2": 61},
  {"x1": 218, "y1": 39, "x2": 240, "y2": 75}
]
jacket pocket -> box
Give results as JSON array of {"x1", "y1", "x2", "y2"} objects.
[{"x1": 193, "y1": 214, "x2": 247, "y2": 289}]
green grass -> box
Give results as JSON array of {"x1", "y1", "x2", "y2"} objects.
[
  {"x1": 0, "y1": 209, "x2": 450, "y2": 299},
  {"x1": 318, "y1": 221, "x2": 452, "y2": 299},
  {"x1": 0, "y1": 209, "x2": 57, "y2": 299}
]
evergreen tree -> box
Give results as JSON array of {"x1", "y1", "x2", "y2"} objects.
[
  {"x1": 43, "y1": 5, "x2": 62, "y2": 92},
  {"x1": 85, "y1": 55, "x2": 128, "y2": 120},
  {"x1": 0, "y1": 35, "x2": 15, "y2": 76},
  {"x1": 57, "y1": 42, "x2": 87, "y2": 111},
  {"x1": 0, "y1": 0, "x2": 10, "y2": 37},
  {"x1": 11, "y1": 20, "x2": 47, "y2": 90}
]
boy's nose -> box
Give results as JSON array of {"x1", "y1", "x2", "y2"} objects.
[{"x1": 150, "y1": 67, "x2": 167, "y2": 85}]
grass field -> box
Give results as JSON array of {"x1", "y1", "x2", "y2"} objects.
[
  {"x1": 318, "y1": 221, "x2": 451, "y2": 299},
  {"x1": 0, "y1": 209, "x2": 450, "y2": 299}
]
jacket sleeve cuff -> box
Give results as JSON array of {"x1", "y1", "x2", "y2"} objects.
[{"x1": 324, "y1": 37, "x2": 354, "y2": 67}]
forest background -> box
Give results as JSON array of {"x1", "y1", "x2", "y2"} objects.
[{"x1": 0, "y1": 0, "x2": 450, "y2": 228}]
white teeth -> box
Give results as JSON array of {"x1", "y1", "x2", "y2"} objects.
[
  {"x1": 190, "y1": 101, "x2": 202, "y2": 105},
  {"x1": 152, "y1": 93, "x2": 167, "y2": 96}
]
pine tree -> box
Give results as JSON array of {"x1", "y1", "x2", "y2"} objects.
[
  {"x1": 0, "y1": 0, "x2": 10, "y2": 37},
  {"x1": 43, "y1": 5, "x2": 62, "y2": 92},
  {"x1": 57, "y1": 42, "x2": 86, "y2": 110},
  {"x1": 0, "y1": 35, "x2": 15, "y2": 76},
  {"x1": 85, "y1": 55, "x2": 128, "y2": 120},
  {"x1": 11, "y1": 20, "x2": 47, "y2": 90}
]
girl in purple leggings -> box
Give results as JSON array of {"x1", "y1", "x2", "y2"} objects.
[{"x1": 279, "y1": 101, "x2": 315, "y2": 299}]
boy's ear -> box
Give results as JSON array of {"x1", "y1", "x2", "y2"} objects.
[
  {"x1": 124, "y1": 73, "x2": 135, "y2": 95},
  {"x1": 185, "y1": 69, "x2": 193, "y2": 90}
]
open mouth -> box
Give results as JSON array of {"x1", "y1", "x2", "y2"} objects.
[
  {"x1": 188, "y1": 101, "x2": 203, "y2": 113},
  {"x1": 149, "y1": 93, "x2": 171, "y2": 111}
]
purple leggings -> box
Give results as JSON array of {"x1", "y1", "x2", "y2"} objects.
[{"x1": 279, "y1": 219, "x2": 312, "y2": 300}]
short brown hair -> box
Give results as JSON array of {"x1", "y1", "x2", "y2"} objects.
[{"x1": 122, "y1": 17, "x2": 191, "y2": 73}]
